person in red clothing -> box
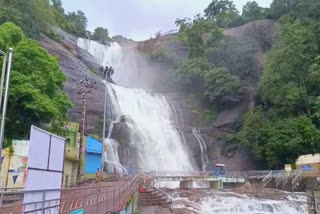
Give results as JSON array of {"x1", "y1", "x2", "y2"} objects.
[{"x1": 139, "y1": 186, "x2": 146, "y2": 193}]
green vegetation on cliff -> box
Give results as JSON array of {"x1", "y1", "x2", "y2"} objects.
[
  {"x1": 175, "y1": 0, "x2": 320, "y2": 168},
  {"x1": 174, "y1": 0, "x2": 260, "y2": 106},
  {"x1": 0, "y1": 0, "x2": 112, "y2": 42},
  {"x1": 237, "y1": 1, "x2": 320, "y2": 168}
]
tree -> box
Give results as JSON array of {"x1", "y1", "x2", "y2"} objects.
[
  {"x1": 175, "y1": 15, "x2": 223, "y2": 58},
  {"x1": 51, "y1": 0, "x2": 64, "y2": 14},
  {"x1": 0, "y1": 0, "x2": 54, "y2": 38},
  {"x1": 242, "y1": 1, "x2": 267, "y2": 21},
  {"x1": 204, "y1": 0, "x2": 238, "y2": 19},
  {"x1": 175, "y1": 57, "x2": 210, "y2": 91},
  {"x1": 203, "y1": 67, "x2": 241, "y2": 104},
  {"x1": 0, "y1": 22, "x2": 24, "y2": 50},
  {"x1": 65, "y1": 10, "x2": 87, "y2": 37},
  {"x1": 265, "y1": 116, "x2": 320, "y2": 168},
  {"x1": 238, "y1": 109, "x2": 320, "y2": 168},
  {"x1": 91, "y1": 27, "x2": 112, "y2": 45},
  {"x1": 204, "y1": 0, "x2": 239, "y2": 27},
  {"x1": 205, "y1": 37, "x2": 258, "y2": 81},
  {"x1": 51, "y1": 0, "x2": 66, "y2": 26},
  {"x1": 269, "y1": 0, "x2": 320, "y2": 21},
  {"x1": 0, "y1": 22, "x2": 72, "y2": 139},
  {"x1": 259, "y1": 15, "x2": 318, "y2": 116},
  {"x1": 237, "y1": 107, "x2": 267, "y2": 160}
]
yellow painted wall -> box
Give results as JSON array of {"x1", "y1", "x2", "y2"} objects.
[
  {"x1": 63, "y1": 160, "x2": 78, "y2": 187},
  {"x1": 0, "y1": 149, "x2": 10, "y2": 188},
  {"x1": 63, "y1": 144, "x2": 79, "y2": 187},
  {"x1": 296, "y1": 153, "x2": 320, "y2": 171}
]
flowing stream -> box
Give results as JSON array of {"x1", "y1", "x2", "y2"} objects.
[{"x1": 199, "y1": 193, "x2": 307, "y2": 214}]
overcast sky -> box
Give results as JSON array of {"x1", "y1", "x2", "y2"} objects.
[{"x1": 61, "y1": 0, "x2": 273, "y2": 41}]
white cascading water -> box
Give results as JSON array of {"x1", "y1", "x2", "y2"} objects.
[
  {"x1": 192, "y1": 128, "x2": 209, "y2": 171},
  {"x1": 77, "y1": 39, "x2": 194, "y2": 171},
  {"x1": 78, "y1": 38, "x2": 148, "y2": 88},
  {"x1": 107, "y1": 83, "x2": 194, "y2": 171},
  {"x1": 199, "y1": 193, "x2": 307, "y2": 214},
  {"x1": 104, "y1": 115, "x2": 125, "y2": 172}
]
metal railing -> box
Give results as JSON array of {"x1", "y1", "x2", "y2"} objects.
[
  {"x1": 147, "y1": 170, "x2": 311, "y2": 179},
  {"x1": 141, "y1": 173, "x2": 172, "y2": 200},
  {"x1": 0, "y1": 174, "x2": 141, "y2": 214}
]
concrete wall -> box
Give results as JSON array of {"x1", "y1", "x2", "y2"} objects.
[
  {"x1": 63, "y1": 143, "x2": 79, "y2": 187},
  {"x1": 296, "y1": 154, "x2": 320, "y2": 171},
  {"x1": 0, "y1": 141, "x2": 29, "y2": 188},
  {"x1": 63, "y1": 159, "x2": 78, "y2": 187},
  {"x1": 0, "y1": 149, "x2": 10, "y2": 188}
]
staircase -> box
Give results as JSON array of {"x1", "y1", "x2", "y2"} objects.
[
  {"x1": 139, "y1": 188, "x2": 172, "y2": 208},
  {"x1": 139, "y1": 173, "x2": 172, "y2": 208},
  {"x1": 262, "y1": 171, "x2": 273, "y2": 188},
  {"x1": 292, "y1": 170, "x2": 303, "y2": 189}
]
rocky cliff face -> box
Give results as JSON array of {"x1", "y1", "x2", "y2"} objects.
[{"x1": 40, "y1": 31, "x2": 104, "y2": 135}]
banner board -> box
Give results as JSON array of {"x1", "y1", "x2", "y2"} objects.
[{"x1": 24, "y1": 126, "x2": 66, "y2": 213}]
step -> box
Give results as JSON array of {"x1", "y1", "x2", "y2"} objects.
[
  {"x1": 140, "y1": 201, "x2": 172, "y2": 207},
  {"x1": 140, "y1": 197, "x2": 169, "y2": 203},
  {"x1": 140, "y1": 196, "x2": 167, "y2": 200},
  {"x1": 140, "y1": 191, "x2": 165, "y2": 196}
]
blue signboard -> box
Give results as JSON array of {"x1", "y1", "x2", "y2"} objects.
[
  {"x1": 70, "y1": 209, "x2": 85, "y2": 214},
  {"x1": 301, "y1": 165, "x2": 312, "y2": 172}
]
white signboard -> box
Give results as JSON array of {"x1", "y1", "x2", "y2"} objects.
[{"x1": 24, "y1": 126, "x2": 66, "y2": 214}]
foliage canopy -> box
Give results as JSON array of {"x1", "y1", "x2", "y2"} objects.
[{"x1": 0, "y1": 22, "x2": 72, "y2": 139}]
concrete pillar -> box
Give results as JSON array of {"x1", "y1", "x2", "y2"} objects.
[
  {"x1": 180, "y1": 180, "x2": 193, "y2": 189},
  {"x1": 209, "y1": 180, "x2": 223, "y2": 189}
]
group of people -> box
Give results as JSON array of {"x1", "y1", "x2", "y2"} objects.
[{"x1": 99, "y1": 66, "x2": 115, "y2": 78}]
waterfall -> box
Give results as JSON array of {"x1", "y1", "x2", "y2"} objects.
[
  {"x1": 106, "y1": 83, "x2": 194, "y2": 171},
  {"x1": 77, "y1": 39, "x2": 194, "y2": 172},
  {"x1": 192, "y1": 128, "x2": 209, "y2": 171}
]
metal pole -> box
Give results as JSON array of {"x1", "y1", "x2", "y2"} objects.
[
  {"x1": 0, "y1": 48, "x2": 13, "y2": 155},
  {"x1": 102, "y1": 78, "x2": 107, "y2": 172},
  {"x1": 0, "y1": 54, "x2": 8, "y2": 110},
  {"x1": 41, "y1": 191, "x2": 45, "y2": 214},
  {"x1": 78, "y1": 94, "x2": 86, "y2": 179}
]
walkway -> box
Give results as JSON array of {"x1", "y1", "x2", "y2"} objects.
[
  {"x1": 0, "y1": 174, "x2": 140, "y2": 214},
  {"x1": 148, "y1": 171, "x2": 246, "y2": 183}
]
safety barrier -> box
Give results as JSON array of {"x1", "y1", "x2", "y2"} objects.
[
  {"x1": 147, "y1": 170, "x2": 315, "y2": 179},
  {"x1": 0, "y1": 174, "x2": 140, "y2": 214}
]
